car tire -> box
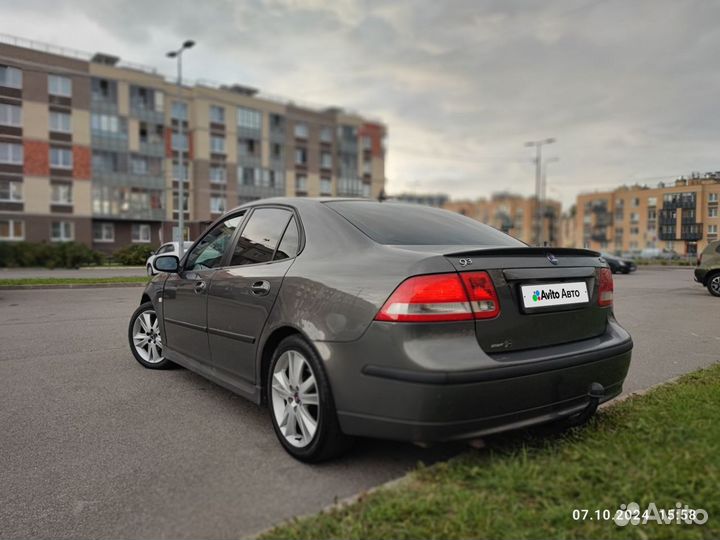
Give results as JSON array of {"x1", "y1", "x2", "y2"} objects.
[
  {"x1": 146, "y1": 264, "x2": 155, "y2": 277},
  {"x1": 267, "y1": 335, "x2": 353, "y2": 462},
  {"x1": 621, "y1": 268, "x2": 630, "y2": 274},
  {"x1": 706, "y1": 272, "x2": 720, "y2": 297},
  {"x1": 128, "y1": 301, "x2": 175, "y2": 369}
]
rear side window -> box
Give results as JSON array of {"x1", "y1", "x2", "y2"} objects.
[
  {"x1": 274, "y1": 217, "x2": 300, "y2": 260},
  {"x1": 326, "y1": 201, "x2": 524, "y2": 246},
  {"x1": 230, "y1": 208, "x2": 292, "y2": 266}
]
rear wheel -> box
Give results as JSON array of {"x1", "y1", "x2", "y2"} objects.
[
  {"x1": 267, "y1": 335, "x2": 352, "y2": 462},
  {"x1": 707, "y1": 273, "x2": 720, "y2": 297},
  {"x1": 128, "y1": 302, "x2": 174, "y2": 369}
]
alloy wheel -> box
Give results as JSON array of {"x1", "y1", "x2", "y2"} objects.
[
  {"x1": 711, "y1": 275, "x2": 720, "y2": 294},
  {"x1": 271, "y1": 350, "x2": 320, "y2": 448},
  {"x1": 132, "y1": 309, "x2": 164, "y2": 364}
]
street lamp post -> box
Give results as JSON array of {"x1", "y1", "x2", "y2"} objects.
[
  {"x1": 167, "y1": 40, "x2": 195, "y2": 258},
  {"x1": 524, "y1": 138, "x2": 556, "y2": 246},
  {"x1": 542, "y1": 157, "x2": 559, "y2": 246}
]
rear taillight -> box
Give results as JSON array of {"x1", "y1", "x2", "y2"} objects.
[
  {"x1": 598, "y1": 267, "x2": 614, "y2": 307},
  {"x1": 375, "y1": 271, "x2": 499, "y2": 322}
]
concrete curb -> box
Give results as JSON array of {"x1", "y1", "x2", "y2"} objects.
[{"x1": 0, "y1": 282, "x2": 146, "y2": 290}]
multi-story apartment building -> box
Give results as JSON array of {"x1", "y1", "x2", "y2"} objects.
[
  {"x1": 0, "y1": 35, "x2": 386, "y2": 252},
  {"x1": 389, "y1": 192, "x2": 449, "y2": 207},
  {"x1": 443, "y1": 192, "x2": 561, "y2": 246},
  {"x1": 576, "y1": 173, "x2": 720, "y2": 256}
]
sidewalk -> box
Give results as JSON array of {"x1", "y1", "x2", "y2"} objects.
[{"x1": 0, "y1": 266, "x2": 147, "y2": 279}]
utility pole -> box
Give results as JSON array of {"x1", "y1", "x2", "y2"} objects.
[
  {"x1": 166, "y1": 40, "x2": 195, "y2": 258},
  {"x1": 524, "y1": 138, "x2": 555, "y2": 246}
]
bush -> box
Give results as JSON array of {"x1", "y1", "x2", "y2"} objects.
[
  {"x1": 112, "y1": 244, "x2": 154, "y2": 266},
  {"x1": 0, "y1": 242, "x2": 104, "y2": 269}
]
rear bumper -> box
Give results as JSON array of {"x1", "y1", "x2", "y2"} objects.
[
  {"x1": 694, "y1": 268, "x2": 707, "y2": 283},
  {"x1": 319, "y1": 319, "x2": 632, "y2": 442}
]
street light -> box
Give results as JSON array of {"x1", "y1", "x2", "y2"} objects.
[
  {"x1": 167, "y1": 39, "x2": 195, "y2": 258},
  {"x1": 541, "y1": 157, "x2": 559, "y2": 246},
  {"x1": 524, "y1": 138, "x2": 556, "y2": 246}
]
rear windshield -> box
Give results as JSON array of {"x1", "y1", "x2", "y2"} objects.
[{"x1": 326, "y1": 201, "x2": 524, "y2": 246}]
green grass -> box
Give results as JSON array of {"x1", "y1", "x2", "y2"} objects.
[
  {"x1": 0, "y1": 276, "x2": 149, "y2": 286},
  {"x1": 262, "y1": 364, "x2": 720, "y2": 540}
]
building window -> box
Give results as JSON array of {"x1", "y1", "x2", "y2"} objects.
[
  {"x1": 0, "y1": 103, "x2": 21, "y2": 127},
  {"x1": 0, "y1": 142, "x2": 23, "y2": 164},
  {"x1": 172, "y1": 101, "x2": 188, "y2": 120},
  {"x1": 238, "y1": 138, "x2": 258, "y2": 157},
  {"x1": 647, "y1": 197, "x2": 657, "y2": 207},
  {"x1": 271, "y1": 143, "x2": 282, "y2": 159},
  {"x1": 320, "y1": 127, "x2": 333, "y2": 143},
  {"x1": 93, "y1": 222, "x2": 115, "y2": 242},
  {"x1": 362, "y1": 159, "x2": 372, "y2": 175},
  {"x1": 131, "y1": 223, "x2": 151, "y2": 243},
  {"x1": 237, "y1": 107, "x2": 261, "y2": 130},
  {"x1": 171, "y1": 132, "x2": 188, "y2": 151},
  {"x1": 240, "y1": 167, "x2": 261, "y2": 186},
  {"x1": 294, "y1": 123, "x2": 308, "y2": 139},
  {"x1": 295, "y1": 148, "x2": 307, "y2": 165},
  {"x1": 210, "y1": 196, "x2": 226, "y2": 214},
  {"x1": 320, "y1": 152, "x2": 332, "y2": 169},
  {"x1": 320, "y1": 177, "x2": 332, "y2": 196},
  {"x1": 630, "y1": 227, "x2": 639, "y2": 235},
  {"x1": 210, "y1": 165, "x2": 226, "y2": 183},
  {"x1": 91, "y1": 113, "x2": 121, "y2": 133},
  {"x1": 630, "y1": 212, "x2": 639, "y2": 223},
  {"x1": 0, "y1": 219, "x2": 24, "y2": 240},
  {"x1": 130, "y1": 157, "x2": 148, "y2": 175},
  {"x1": 648, "y1": 209, "x2": 657, "y2": 220},
  {"x1": 210, "y1": 135, "x2": 225, "y2": 154},
  {"x1": 708, "y1": 225, "x2": 718, "y2": 235},
  {"x1": 362, "y1": 183, "x2": 371, "y2": 197},
  {"x1": 295, "y1": 174, "x2": 307, "y2": 193},
  {"x1": 631, "y1": 197, "x2": 640, "y2": 207},
  {"x1": 0, "y1": 65, "x2": 22, "y2": 89},
  {"x1": 51, "y1": 221, "x2": 74, "y2": 242},
  {"x1": 0, "y1": 179, "x2": 22, "y2": 201},
  {"x1": 172, "y1": 161, "x2": 190, "y2": 181},
  {"x1": 51, "y1": 182, "x2": 73, "y2": 205},
  {"x1": 709, "y1": 207, "x2": 719, "y2": 218},
  {"x1": 48, "y1": 75, "x2": 72, "y2": 97},
  {"x1": 709, "y1": 193, "x2": 718, "y2": 203},
  {"x1": 210, "y1": 105, "x2": 225, "y2": 124},
  {"x1": 50, "y1": 147, "x2": 73, "y2": 169},
  {"x1": 49, "y1": 111, "x2": 71, "y2": 133},
  {"x1": 361, "y1": 135, "x2": 372, "y2": 150}
]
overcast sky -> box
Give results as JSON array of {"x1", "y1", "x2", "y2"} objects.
[{"x1": 2, "y1": 0, "x2": 719, "y2": 207}]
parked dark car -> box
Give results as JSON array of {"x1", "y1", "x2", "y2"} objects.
[
  {"x1": 694, "y1": 239, "x2": 720, "y2": 297},
  {"x1": 128, "y1": 199, "x2": 633, "y2": 462},
  {"x1": 600, "y1": 253, "x2": 637, "y2": 274}
]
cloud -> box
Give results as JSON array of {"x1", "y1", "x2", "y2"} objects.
[{"x1": 2, "y1": 0, "x2": 719, "y2": 207}]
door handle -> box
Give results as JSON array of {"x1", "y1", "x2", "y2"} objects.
[
  {"x1": 250, "y1": 280, "x2": 271, "y2": 296},
  {"x1": 194, "y1": 280, "x2": 207, "y2": 294}
]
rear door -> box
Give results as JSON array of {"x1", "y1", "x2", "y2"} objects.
[
  {"x1": 207, "y1": 207, "x2": 301, "y2": 384},
  {"x1": 445, "y1": 248, "x2": 608, "y2": 353},
  {"x1": 161, "y1": 213, "x2": 245, "y2": 362}
]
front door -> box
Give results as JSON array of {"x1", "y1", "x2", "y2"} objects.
[
  {"x1": 207, "y1": 207, "x2": 301, "y2": 384},
  {"x1": 162, "y1": 213, "x2": 245, "y2": 363}
]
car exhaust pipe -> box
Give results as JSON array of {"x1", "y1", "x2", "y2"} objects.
[{"x1": 567, "y1": 382, "x2": 605, "y2": 426}]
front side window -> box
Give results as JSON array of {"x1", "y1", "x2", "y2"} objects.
[
  {"x1": 0, "y1": 179, "x2": 22, "y2": 201},
  {"x1": 0, "y1": 142, "x2": 23, "y2": 164},
  {"x1": 48, "y1": 75, "x2": 72, "y2": 97},
  {"x1": 49, "y1": 111, "x2": 71, "y2": 133},
  {"x1": 0, "y1": 103, "x2": 21, "y2": 127},
  {"x1": 185, "y1": 214, "x2": 244, "y2": 271},
  {"x1": 229, "y1": 208, "x2": 292, "y2": 266},
  {"x1": 0, "y1": 65, "x2": 22, "y2": 89},
  {"x1": 51, "y1": 221, "x2": 74, "y2": 242},
  {"x1": 131, "y1": 224, "x2": 151, "y2": 243},
  {"x1": 50, "y1": 147, "x2": 73, "y2": 169}
]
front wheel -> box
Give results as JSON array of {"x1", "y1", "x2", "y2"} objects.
[
  {"x1": 267, "y1": 335, "x2": 353, "y2": 462},
  {"x1": 128, "y1": 302, "x2": 174, "y2": 369},
  {"x1": 707, "y1": 273, "x2": 720, "y2": 297}
]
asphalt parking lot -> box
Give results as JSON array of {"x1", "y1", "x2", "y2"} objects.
[{"x1": 0, "y1": 267, "x2": 717, "y2": 539}]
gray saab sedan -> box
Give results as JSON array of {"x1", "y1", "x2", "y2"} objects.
[{"x1": 128, "y1": 198, "x2": 633, "y2": 462}]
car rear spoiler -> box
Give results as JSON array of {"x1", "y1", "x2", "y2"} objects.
[{"x1": 444, "y1": 247, "x2": 601, "y2": 258}]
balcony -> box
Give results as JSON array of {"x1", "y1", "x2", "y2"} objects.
[{"x1": 681, "y1": 223, "x2": 703, "y2": 241}]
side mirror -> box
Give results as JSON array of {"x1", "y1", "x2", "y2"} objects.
[{"x1": 154, "y1": 255, "x2": 180, "y2": 273}]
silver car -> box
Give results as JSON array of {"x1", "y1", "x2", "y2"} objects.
[{"x1": 146, "y1": 242, "x2": 194, "y2": 276}]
